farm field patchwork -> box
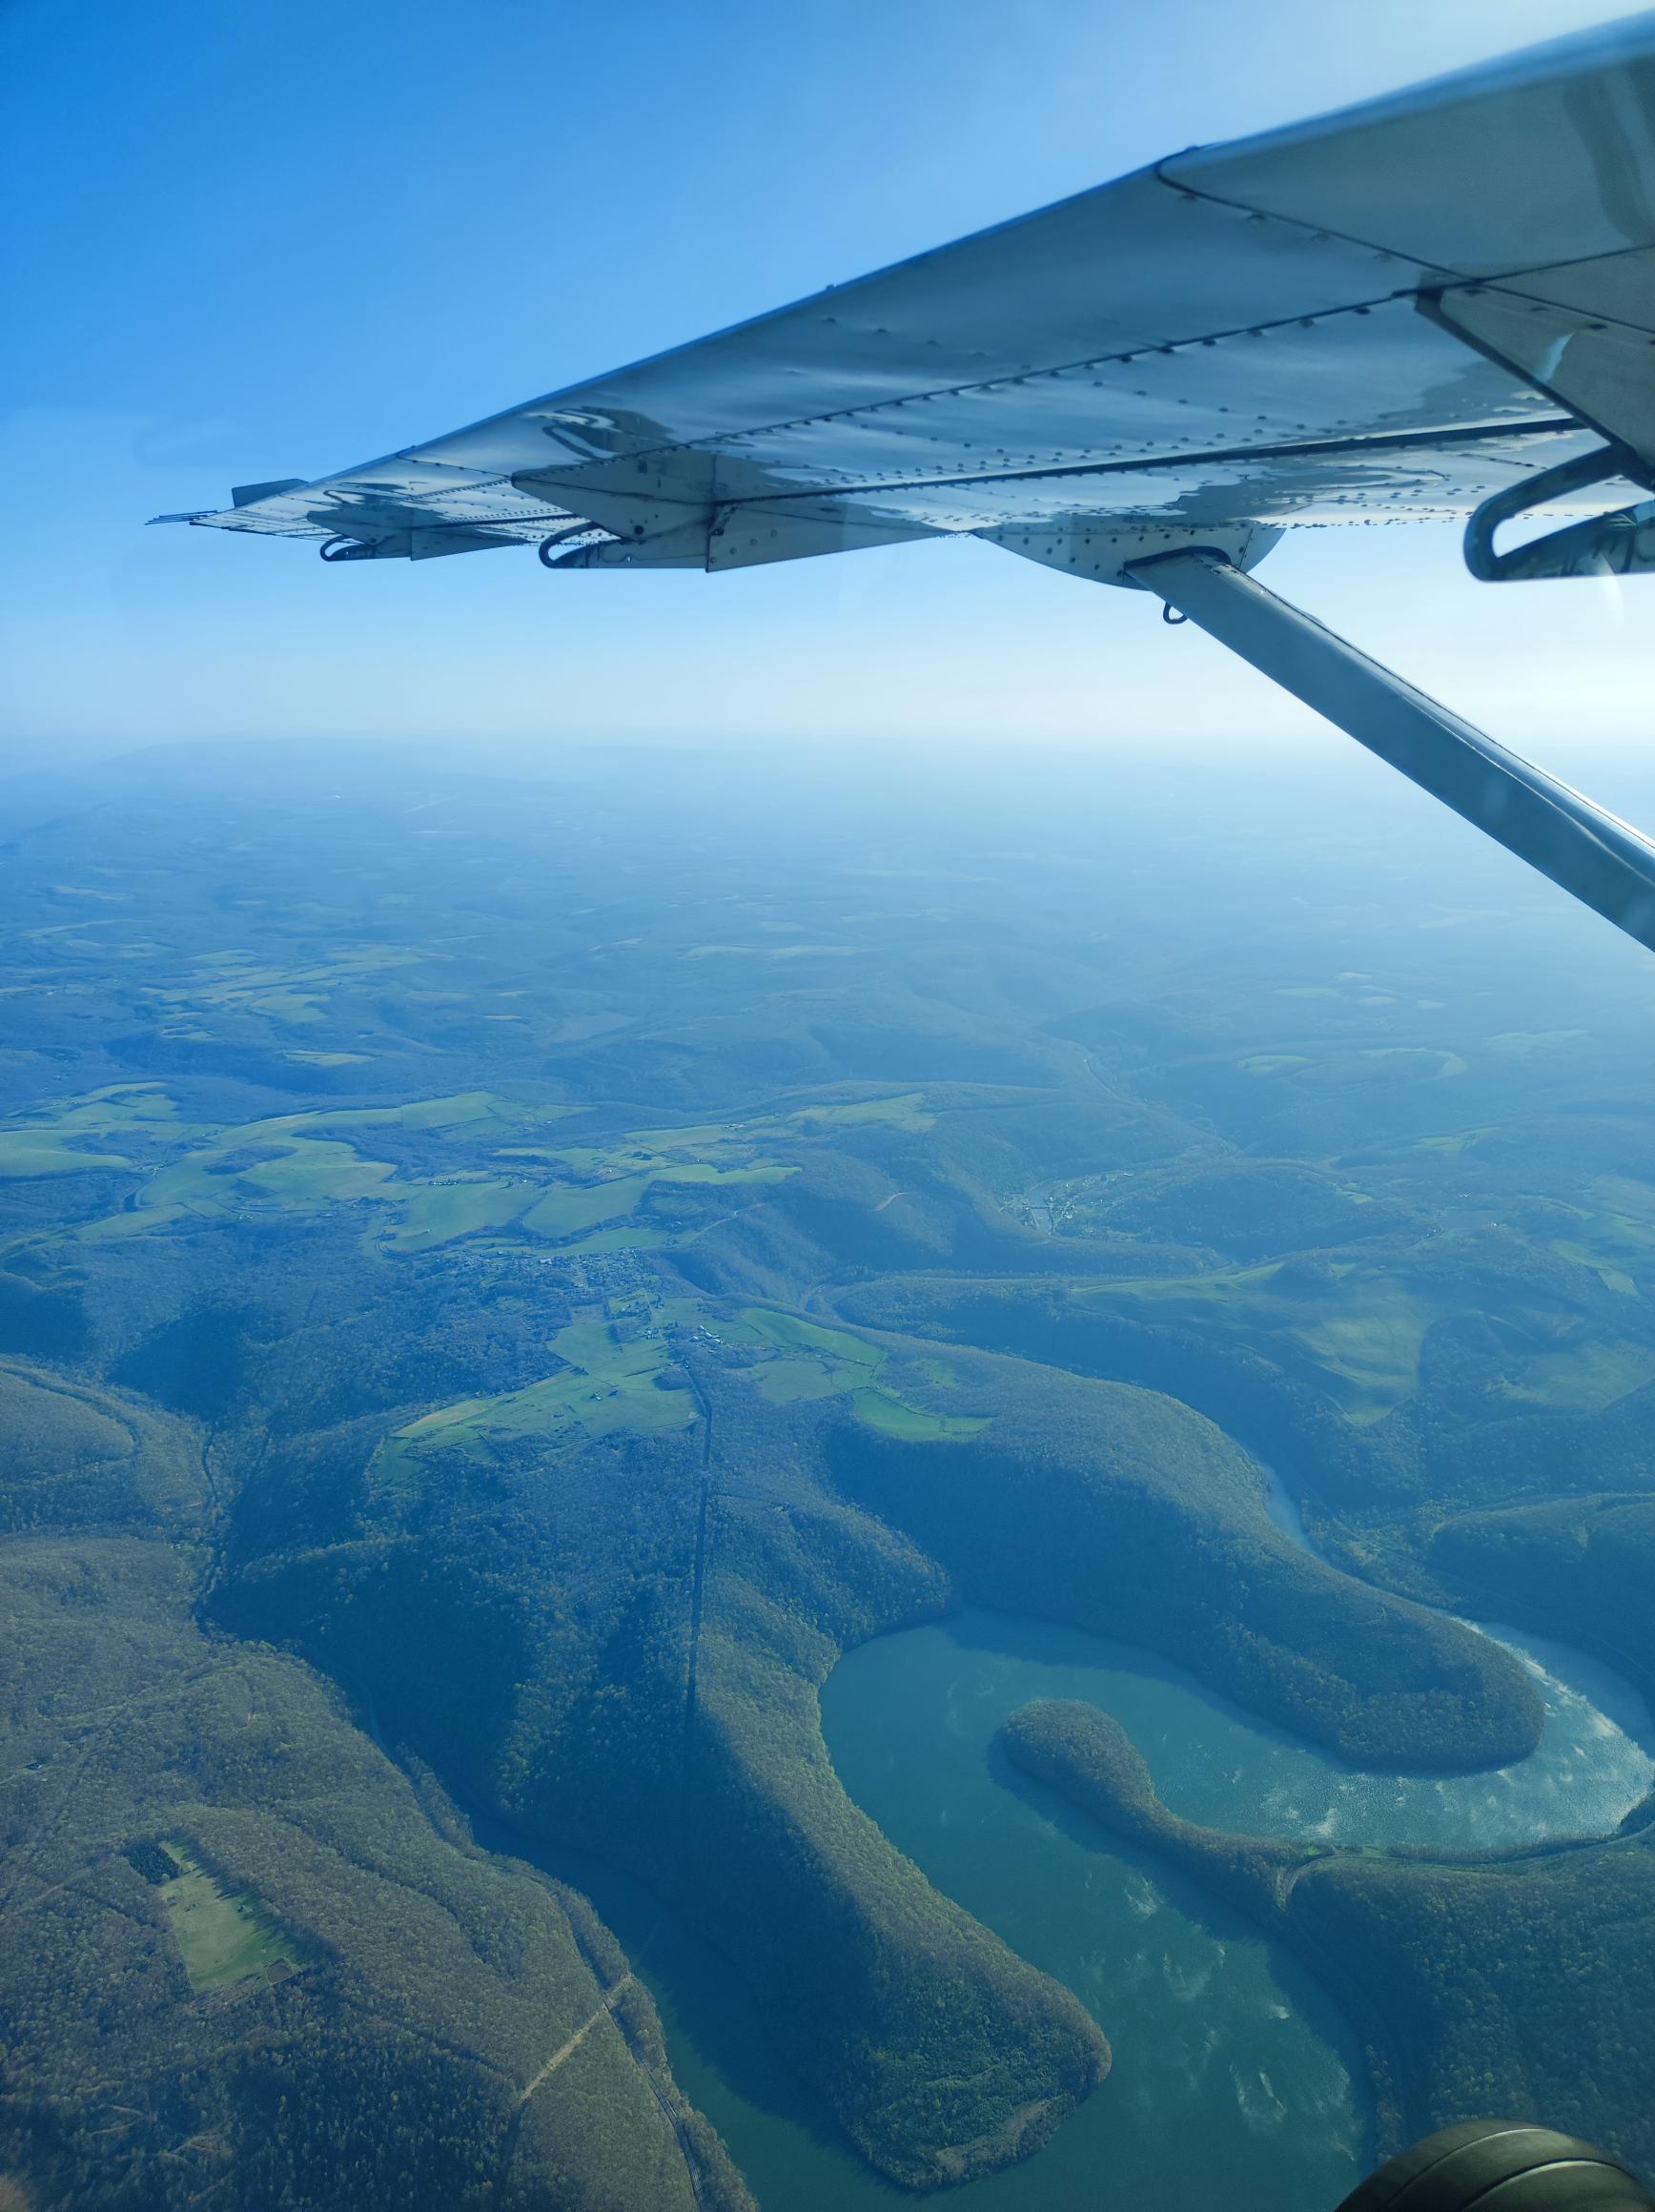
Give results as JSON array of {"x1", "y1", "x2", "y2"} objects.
[{"x1": 0, "y1": 1084, "x2": 810, "y2": 1262}]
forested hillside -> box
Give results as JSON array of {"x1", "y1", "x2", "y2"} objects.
[{"x1": 0, "y1": 1361, "x2": 752, "y2": 2210}]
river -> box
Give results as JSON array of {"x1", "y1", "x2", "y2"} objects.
[{"x1": 532, "y1": 1461, "x2": 1655, "y2": 2212}]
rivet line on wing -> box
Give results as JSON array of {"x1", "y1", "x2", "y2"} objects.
[
  {"x1": 1147, "y1": 161, "x2": 1462, "y2": 277},
  {"x1": 695, "y1": 415, "x2": 1577, "y2": 511},
  {"x1": 527, "y1": 281, "x2": 1458, "y2": 493},
  {"x1": 681, "y1": 289, "x2": 1431, "y2": 460}
]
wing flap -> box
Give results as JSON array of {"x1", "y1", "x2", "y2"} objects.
[{"x1": 1432, "y1": 281, "x2": 1655, "y2": 468}]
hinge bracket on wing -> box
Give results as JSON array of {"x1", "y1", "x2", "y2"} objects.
[
  {"x1": 981, "y1": 518, "x2": 1282, "y2": 588},
  {"x1": 1420, "y1": 281, "x2": 1655, "y2": 579},
  {"x1": 1462, "y1": 442, "x2": 1655, "y2": 582}
]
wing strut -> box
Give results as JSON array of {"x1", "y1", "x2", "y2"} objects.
[{"x1": 1129, "y1": 550, "x2": 1655, "y2": 957}]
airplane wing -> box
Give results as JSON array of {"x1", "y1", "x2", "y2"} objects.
[
  {"x1": 157, "y1": 14, "x2": 1655, "y2": 576},
  {"x1": 158, "y1": 15, "x2": 1655, "y2": 958}
]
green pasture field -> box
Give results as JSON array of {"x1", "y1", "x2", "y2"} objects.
[
  {"x1": 387, "y1": 1312, "x2": 699, "y2": 1475},
  {"x1": 382, "y1": 1178, "x2": 530, "y2": 1253},
  {"x1": 1259, "y1": 1045, "x2": 1467, "y2": 1089},
  {"x1": 776, "y1": 1092, "x2": 935, "y2": 1135},
  {"x1": 521, "y1": 1174, "x2": 653, "y2": 1239},
  {"x1": 619, "y1": 1090, "x2": 931, "y2": 1161},
  {"x1": 141, "y1": 1136, "x2": 398, "y2": 1222},
  {"x1": 849, "y1": 1387, "x2": 988, "y2": 1442},
  {"x1": 754, "y1": 1357, "x2": 843, "y2": 1404},
  {"x1": 0, "y1": 1133, "x2": 132, "y2": 1178},
  {"x1": 38, "y1": 1090, "x2": 535, "y2": 1239},
  {"x1": 29, "y1": 1083, "x2": 180, "y2": 1131},
  {"x1": 736, "y1": 1307, "x2": 989, "y2": 1438},
  {"x1": 7, "y1": 1081, "x2": 910, "y2": 1273},
  {"x1": 741, "y1": 1309, "x2": 883, "y2": 1370},
  {"x1": 157, "y1": 1848, "x2": 302, "y2": 1994},
  {"x1": 560, "y1": 1222, "x2": 674, "y2": 1253},
  {"x1": 0, "y1": 1082, "x2": 188, "y2": 1180},
  {"x1": 15, "y1": 1082, "x2": 787, "y2": 1256},
  {"x1": 1550, "y1": 1249, "x2": 1640, "y2": 1298},
  {"x1": 1588, "y1": 1175, "x2": 1655, "y2": 1235}
]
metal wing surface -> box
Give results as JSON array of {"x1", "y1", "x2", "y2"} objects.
[{"x1": 164, "y1": 14, "x2": 1655, "y2": 572}]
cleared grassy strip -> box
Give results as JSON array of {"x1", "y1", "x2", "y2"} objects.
[
  {"x1": 76, "y1": 1203, "x2": 191, "y2": 1243},
  {"x1": 521, "y1": 1175, "x2": 651, "y2": 1240},
  {"x1": 779, "y1": 1091, "x2": 934, "y2": 1133},
  {"x1": 755, "y1": 1358, "x2": 843, "y2": 1404},
  {"x1": 257, "y1": 1089, "x2": 565, "y2": 1137},
  {"x1": 739, "y1": 1309, "x2": 990, "y2": 1439},
  {"x1": 658, "y1": 1162, "x2": 792, "y2": 1187},
  {"x1": 0, "y1": 1134, "x2": 132, "y2": 1178},
  {"x1": 562, "y1": 1223, "x2": 675, "y2": 1253},
  {"x1": 158, "y1": 1848, "x2": 302, "y2": 1994},
  {"x1": 1293, "y1": 1286, "x2": 1437, "y2": 1410},
  {"x1": 143, "y1": 1137, "x2": 398, "y2": 1219},
  {"x1": 381, "y1": 1178, "x2": 530, "y2": 1253},
  {"x1": 627, "y1": 1092, "x2": 931, "y2": 1157},
  {"x1": 398, "y1": 1395, "x2": 497, "y2": 1441},
  {"x1": 850, "y1": 1388, "x2": 989, "y2": 1442},
  {"x1": 24, "y1": 1083, "x2": 179, "y2": 1131},
  {"x1": 740, "y1": 1309, "x2": 883, "y2": 1371},
  {"x1": 0, "y1": 1082, "x2": 186, "y2": 1178},
  {"x1": 241, "y1": 989, "x2": 325, "y2": 1025}
]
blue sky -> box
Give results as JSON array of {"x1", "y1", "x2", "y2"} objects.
[{"x1": 2, "y1": 0, "x2": 1650, "y2": 757}]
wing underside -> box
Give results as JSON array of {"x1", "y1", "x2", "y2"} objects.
[{"x1": 161, "y1": 15, "x2": 1655, "y2": 571}]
